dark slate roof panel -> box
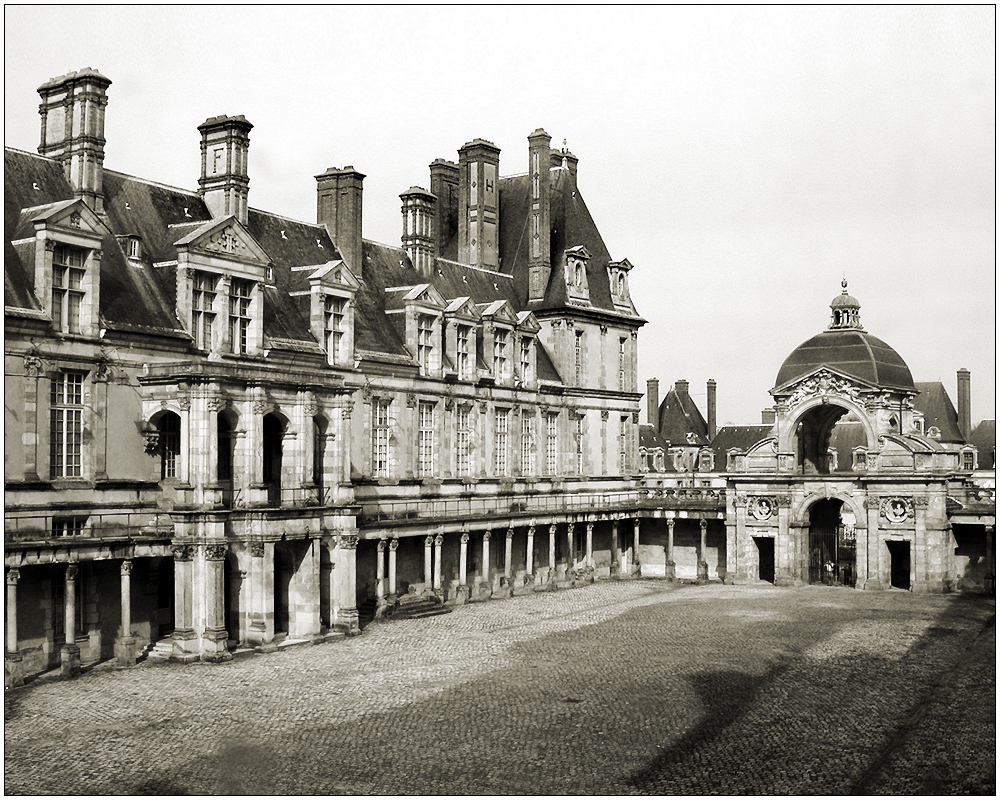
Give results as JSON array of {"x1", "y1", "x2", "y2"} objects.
[
  {"x1": 5, "y1": 239, "x2": 41, "y2": 312},
  {"x1": 774, "y1": 329, "x2": 916, "y2": 391},
  {"x1": 639, "y1": 423, "x2": 669, "y2": 449},
  {"x1": 658, "y1": 388, "x2": 709, "y2": 446},
  {"x1": 710, "y1": 425, "x2": 773, "y2": 463},
  {"x1": 4, "y1": 149, "x2": 75, "y2": 242},
  {"x1": 969, "y1": 419, "x2": 996, "y2": 469},
  {"x1": 913, "y1": 382, "x2": 965, "y2": 443}
]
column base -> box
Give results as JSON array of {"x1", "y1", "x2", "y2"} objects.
[
  {"x1": 5, "y1": 652, "x2": 24, "y2": 688},
  {"x1": 696, "y1": 561, "x2": 709, "y2": 583},
  {"x1": 60, "y1": 643, "x2": 81, "y2": 678},
  {"x1": 664, "y1": 561, "x2": 676, "y2": 582},
  {"x1": 115, "y1": 634, "x2": 137, "y2": 667},
  {"x1": 863, "y1": 579, "x2": 884, "y2": 591},
  {"x1": 340, "y1": 607, "x2": 360, "y2": 634}
]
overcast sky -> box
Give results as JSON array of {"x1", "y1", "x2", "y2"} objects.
[{"x1": 5, "y1": 6, "x2": 994, "y2": 427}]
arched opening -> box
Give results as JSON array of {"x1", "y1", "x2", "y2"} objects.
[
  {"x1": 313, "y1": 414, "x2": 328, "y2": 502},
  {"x1": 794, "y1": 403, "x2": 868, "y2": 475},
  {"x1": 807, "y1": 499, "x2": 856, "y2": 587},
  {"x1": 156, "y1": 411, "x2": 181, "y2": 479},
  {"x1": 224, "y1": 552, "x2": 242, "y2": 647},
  {"x1": 263, "y1": 413, "x2": 286, "y2": 507},
  {"x1": 217, "y1": 412, "x2": 237, "y2": 508},
  {"x1": 273, "y1": 542, "x2": 293, "y2": 635}
]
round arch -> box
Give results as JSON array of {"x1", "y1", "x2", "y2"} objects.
[
  {"x1": 778, "y1": 395, "x2": 878, "y2": 455},
  {"x1": 791, "y1": 490, "x2": 867, "y2": 529}
]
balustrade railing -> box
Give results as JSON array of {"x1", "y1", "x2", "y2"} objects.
[{"x1": 5, "y1": 511, "x2": 174, "y2": 544}]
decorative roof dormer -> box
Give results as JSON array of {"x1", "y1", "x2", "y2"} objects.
[
  {"x1": 308, "y1": 259, "x2": 360, "y2": 367},
  {"x1": 609, "y1": 258, "x2": 635, "y2": 312},
  {"x1": 564, "y1": 245, "x2": 591, "y2": 305},
  {"x1": 829, "y1": 279, "x2": 863, "y2": 330}
]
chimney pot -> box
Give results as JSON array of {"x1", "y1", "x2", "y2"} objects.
[{"x1": 646, "y1": 378, "x2": 660, "y2": 433}]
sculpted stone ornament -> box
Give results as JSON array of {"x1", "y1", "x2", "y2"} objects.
[
  {"x1": 170, "y1": 544, "x2": 195, "y2": 561},
  {"x1": 406, "y1": 393, "x2": 417, "y2": 408},
  {"x1": 249, "y1": 541, "x2": 265, "y2": 558},
  {"x1": 785, "y1": 370, "x2": 861, "y2": 408},
  {"x1": 747, "y1": 496, "x2": 776, "y2": 521},
  {"x1": 23, "y1": 356, "x2": 43, "y2": 378},
  {"x1": 177, "y1": 397, "x2": 191, "y2": 411},
  {"x1": 205, "y1": 544, "x2": 228, "y2": 561},
  {"x1": 881, "y1": 497, "x2": 914, "y2": 523},
  {"x1": 444, "y1": 397, "x2": 455, "y2": 412}
]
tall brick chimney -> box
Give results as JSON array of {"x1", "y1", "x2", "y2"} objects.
[
  {"x1": 37, "y1": 68, "x2": 112, "y2": 215},
  {"x1": 198, "y1": 114, "x2": 253, "y2": 224},
  {"x1": 458, "y1": 139, "x2": 501, "y2": 269},
  {"x1": 957, "y1": 368, "x2": 971, "y2": 440},
  {"x1": 527, "y1": 129, "x2": 552, "y2": 301},
  {"x1": 316, "y1": 166, "x2": 365, "y2": 277},
  {"x1": 429, "y1": 159, "x2": 458, "y2": 260},
  {"x1": 647, "y1": 378, "x2": 660, "y2": 434},
  {"x1": 707, "y1": 379, "x2": 717, "y2": 440}
]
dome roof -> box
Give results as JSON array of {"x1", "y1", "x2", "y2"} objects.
[
  {"x1": 774, "y1": 328, "x2": 915, "y2": 392},
  {"x1": 830, "y1": 291, "x2": 859, "y2": 308}
]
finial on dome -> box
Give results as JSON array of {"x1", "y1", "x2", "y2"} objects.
[{"x1": 841, "y1": 277, "x2": 849, "y2": 293}]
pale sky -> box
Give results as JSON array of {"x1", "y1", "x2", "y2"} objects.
[{"x1": 5, "y1": 6, "x2": 995, "y2": 427}]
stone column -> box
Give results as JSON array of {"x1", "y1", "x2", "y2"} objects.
[
  {"x1": 697, "y1": 519, "x2": 709, "y2": 582},
  {"x1": 459, "y1": 533, "x2": 469, "y2": 586},
  {"x1": 505, "y1": 527, "x2": 514, "y2": 578},
  {"x1": 388, "y1": 538, "x2": 398, "y2": 598},
  {"x1": 247, "y1": 541, "x2": 267, "y2": 644},
  {"x1": 526, "y1": 525, "x2": 535, "y2": 576},
  {"x1": 567, "y1": 523, "x2": 575, "y2": 569},
  {"x1": 5, "y1": 569, "x2": 23, "y2": 688},
  {"x1": 424, "y1": 535, "x2": 434, "y2": 591},
  {"x1": 324, "y1": 538, "x2": 339, "y2": 638},
  {"x1": 633, "y1": 519, "x2": 641, "y2": 576},
  {"x1": 481, "y1": 529, "x2": 491, "y2": 583},
  {"x1": 548, "y1": 524, "x2": 557, "y2": 578},
  {"x1": 202, "y1": 545, "x2": 231, "y2": 661},
  {"x1": 61, "y1": 564, "x2": 81, "y2": 677},
  {"x1": 610, "y1": 519, "x2": 620, "y2": 576},
  {"x1": 340, "y1": 536, "x2": 360, "y2": 633},
  {"x1": 863, "y1": 499, "x2": 882, "y2": 590},
  {"x1": 585, "y1": 522, "x2": 594, "y2": 568},
  {"x1": 171, "y1": 544, "x2": 198, "y2": 657},
  {"x1": 665, "y1": 519, "x2": 676, "y2": 581},
  {"x1": 376, "y1": 538, "x2": 386, "y2": 602},
  {"x1": 115, "y1": 560, "x2": 136, "y2": 666},
  {"x1": 434, "y1": 533, "x2": 444, "y2": 592}
]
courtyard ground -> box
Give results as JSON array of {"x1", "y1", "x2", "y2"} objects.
[{"x1": 4, "y1": 581, "x2": 995, "y2": 795}]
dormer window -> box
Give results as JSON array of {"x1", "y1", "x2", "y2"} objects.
[
  {"x1": 418, "y1": 314, "x2": 434, "y2": 373},
  {"x1": 324, "y1": 296, "x2": 347, "y2": 365},
  {"x1": 457, "y1": 325, "x2": 471, "y2": 380},
  {"x1": 494, "y1": 329, "x2": 509, "y2": 381},
  {"x1": 617, "y1": 273, "x2": 625, "y2": 296},
  {"x1": 192, "y1": 271, "x2": 217, "y2": 350},
  {"x1": 52, "y1": 244, "x2": 85, "y2": 334},
  {"x1": 519, "y1": 336, "x2": 532, "y2": 383}
]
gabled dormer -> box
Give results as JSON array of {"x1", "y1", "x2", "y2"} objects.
[
  {"x1": 307, "y1": 259, "x2": 360, "y2": 367},
  {"x1": 515, "y1": 310, "x2": 541, "y2": 389},
  {"x1": 443, "y1": 296, "x2": 482, "y2": 381},
  {"x1": 478, "y1": 299, "x2": 519, "y2": 385},
  {"x1": 172, "y1": 215, "x2": 272, "y2": 356},
  {"x1": 29, "y1": 198, "x2": 104, "y2": 339},
  {"x1": 564, "y1": 245, "x2": 592, "y2": 306},
  {"x1": 608, "y1": 258, "x2": 635, "y2": 312},
  {"x1": 386, "y1": 283, "x2": 448, "y2": 377}
]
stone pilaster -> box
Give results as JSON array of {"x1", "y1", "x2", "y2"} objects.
[
  {"x1": 388, "y1": 538, "x2": 398, "y2": 598},
  {"x1": 585, "y1": 522, "x2": 594, "y2": 568},
  {"x1": 505, "y1": 527, "x2": 514, "y2": 578},
  {"x1": 201, "y1": 545, "x2": 232, "y2": 662},
  {"x1": 339, "y1": 536, "x2": 360, "y2": 634},
  {"x1": 433, "y1": 533, "x2": 444, "y2": 593},
  {"x1": 610, "y1": 519, "x2": 620, "y2": 576},
  {"x1": 481, "y1": 529, "x2": 491, "y2": 584}
]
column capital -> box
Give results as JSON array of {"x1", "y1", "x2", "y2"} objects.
[
  {"x1": 120, "y1": 560, "x2": 132, "y2": 575},
  {"x1": 527, "y1": 526, "x2": 535, "y2": 537},
  {"x1": 549, "y1": 524, "x2": 558, "y2": 536},
  {"x1": 507, "y1": 527, "x2": 515, "y2": 540},
  {"x1": 249, "y1": 540, "x2": 265, "y2": 558},
  {"x1": 434, "y1": 533, "x2": 444, "y2": 546},
  {"x1": 666, "y1": 518, "x2": 675, "y2": 530},
  {"x1": 389, "y1": 538, "x2": 399, "y2": 551},
  {"x1": 6, "y1": 568, "x2": 20, "y2": 586},
  {"x1": 700, "y1": 519, "x2": 708, "y2": 531},
  {"x1": 205, "y1": 544, "x2": 228, "y2": 561},
  {"x1": 340, "y1": 535, "x2": 359, "y2": 550},
  {"x1": 461, "y1": 533, "x2": 470, "y2": 544},
  {"x1": 65, "y1": 564, "x2": 79, "y2": 580},
  {"x1": 425, "y1": 534, "x2": 435, "y2": 547},
  {"x1": 377, "y1": 538, "x2": 386, "y2": 553},
  {"x1": 171, "y1": 544, "x2": 195, "y2": 562},
  {"x1": 482, "y1": 529, "x2": 491, "y2": 542}
]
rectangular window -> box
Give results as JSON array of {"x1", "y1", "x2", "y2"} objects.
[
  {"x1": 546, "y1": 415, "x2": 558, "y2": 475},
  {"x1": 620, "y1": 416, "x2": 629, "y2": 474},
  {"x1": 372, "y1": 399, "x2": 390, "y2": 478},
  {"x1": 324, "y1": 296, "x2": 346, "y2": 365},
  {"x1": 457, "y1": 325, "x2": 471, "y2": 380},
  {"x1": 456, "y1": 406, "x2": 471, "y2": 477},
  {"x1": 495, "y1": 409, "x2": 509, "y2": 476},
  {"x1": 418, "y1": 402, "x2": 435, "y2": 477},
  {"x1": 962, "y1": 451, "x2": 975, "y2": 471},
  {"x1": 192, "y1": 272, "x2": 217, "y2": 350},
  {"x1": 493, "y1": 329, "x2": 508, "y2": 382},
  {"x1": 519, "y1": 337, "x2": 531, "y2": 383},
  {"x1": 521, "y1": 416, "x2": 534, "y2": 475},
  {"x1": 50, "y1": 372, "x2": 84, "y2": 478},
  {"x1": 229, "y1": 278, "x2": 252, "y2": 354},
  {"x1": 575, "y1": 331, "x2": 584, "y2": 385},
  {"x1": 159, "y1": 413, "x2": 180, "y2": 479},
  {"x1": 52, "y1": 515, "x2": 87, "y2": 537},
  {"x1": 619, "y1": 338, "x2": 627, "y2": 391},
  {"x1": 575, "y1": 416, "x2": 584, "y2": 475},
  {"x1": 52, "y1": 244, "x2": 85, "y2": 334},
  {"x1": 417, "y1": 314, "x2": 434, "y2": 373}
]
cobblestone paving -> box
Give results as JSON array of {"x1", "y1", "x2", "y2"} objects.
[{"x1": 4, "y1": 582, "x2": 995, "y2": 795}]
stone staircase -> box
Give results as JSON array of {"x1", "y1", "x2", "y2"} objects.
[{"x1": 392, "y1": 594, "x2": 452, "y2": 621}]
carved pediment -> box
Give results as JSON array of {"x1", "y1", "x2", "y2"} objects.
[
  {"x1": 401, "y1": 282, "x2": 447, "y2": 309},
  {"x1": 309, "y1": 260, "x2": 360, "y2": 291},
  {"x1": 515, "y1": 310, "x2": 541, "y2": 334},
  {"x1": 444, "y1": 296, "x2": 482, "y2": 320},
  {"x1": 477, "y1": 299, "x2": 518, "y2": 325},
  {"x1": 173, "y1": 216, "x2": 271, "y2": 267},
  {"x1": 776, "y1": 368, "x2": 869, "y2": 407},
  {"x1": 30, "y1": 198, "x2": 104, "y2": 242}
]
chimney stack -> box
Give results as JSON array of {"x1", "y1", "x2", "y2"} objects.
[
  {"x1": 674, "y1": 379, "x2": 689, "y2": 395},
  {"x1": 316, "y1": 166, "x2": 366, "y2": 277},
  {"x1": 957, "y1": 368, "x2": 971, "y2": 440},
  {"x1": 458, "y1": 139, "x2": 501, "y2": 269},
  {"x1": 647, "y1": 378, "x2": 660, "y2": 433},
  {"x1": 400, "y1": 186, "x2": 436, "y2": 277},
  {"x1": 37, "y1": 68, "x2": 112, "y2": 215},
  {"x1": 527, "y1": 129, "x2": 552, "y2": 301},
  {"x1": 198, "y1": 114, "x2": 253, "y2": 224},
  {"x1": 707, "y1": 379, "x2": 717, "y2": 439},
  {"x1": 761, "y1": 408, "x2": 776, "y2": 425},
  {"x1": 429, "y1": 159, "x2": 459, "y2": 260}
]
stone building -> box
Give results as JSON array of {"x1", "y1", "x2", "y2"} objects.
[{"x1": 4, "y1": 69, "x2": 646, "y2": 686}]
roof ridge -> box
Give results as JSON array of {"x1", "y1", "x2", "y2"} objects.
[
  {"x1": 435, "y1": 257, "x2": 514, "y2": 280},
  {"x1": 104, "y1": 169, "x2": 201, "y2": 198},
  {"x1": 249, "y1": 207, "x2": 324, "y2": 228},
  {"x1": 4, "y1": 145, "x2": 57, "y2": 162}
]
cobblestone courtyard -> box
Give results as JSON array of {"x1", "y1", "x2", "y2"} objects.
[{"x1": 4, "y1": 582, "x2": 995, "y2": 795}]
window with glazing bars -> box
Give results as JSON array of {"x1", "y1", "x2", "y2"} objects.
[
  {"x1": 417, "y1": 315, "x2": 434, "y2": 373},
  {"x1": 229, "y1": 279, "x2": 252, "y2": 354},
  {"x1": 495, "y1": 409, "x2": 509, "y2": 475},
  {"x1": 620, "y1": 416, "x2": 629, "y2": 474},
  {"x1": 546, "y1": 414, "x2": 557, "y2": 475},
  {"x1": 619, "y1": 338, "x2": 627, "y2": 391},
  {"x1": 159, "y1": 413, "x2": 180, "y2": 479},
  {"x1": 521, "y1": 416, "x2": 534, "y2": 475},
  {"x1": 456, "y1": 406, "x2": 471, "y2": 476},
  {"x1": 519, "y1": 337, "x2": 531, "y2": 383},
  {"x1": 457, "y1": 325, "x2": 470, "y2": 379},
  {"x1": 418, "y1": 402, "x2": 435, "y2": 477},
  {"x1": 372, "y1": 399, "x2": 390, "y2": 477},
  {"x1": 52, "y1": 244, "x2": 84, "y2": 334},
  {"x1": 324, "y1": 296, "x2": 346, "y2": 364},
  {"x1": 493, "y1": 330, "x2": 508, "y2": 381},
  {"x1": 192, "y1": 272, "x2": 217, "y2": 350},
  {"x1": 50, "y1": 372, "x2": 84, "y2": 478},
  {"x1": 575, "y1": 416, "x2": 584, "y2": 474}
]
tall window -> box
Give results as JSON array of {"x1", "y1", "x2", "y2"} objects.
[
  {"x1": 192, "y1": 272, "x2": 217, "y2": 350},
  {"x1": 457, "y1": 325, "x2": 471, "y2": 380},
  {"x1": 494, "y1": 329, "x2": 509, "y2": 382},
  {"x1": 158, "y1": 413, "x2": 181, "y2": 479},
  {"x1": 50, "y1": 372, "x2": 84, "y2": 478},
  {"x1": 519, "y1": 337, "x2": 531, "y2": 383},
  {"x1": 229, "y1": 279, "x2": 252, "y2": 354},
  {"x1": 575, "y1": 416, "x2": 584, "y2": 475},
  {"x1": 456, "y1": 406, "x2": 471, "y2": 476},
  {"x1": 575, "y1": 331, "x2": 584, "y2": 385},
  {"x1": 619, "y1": 338, "x2": 627, "y2": 391},
  {"x1": 962, "y1": 451, "x2": 975, "y2": 471},
  {"x1": 495, "y1": 409, "x2": 509, "y2": 476},
  {"x1": 417, "y1": 315, "x2": 434, "y2": 373},
  {"x1": 546, "y1": 414, "x2": 558, "y2": 475},
  {"x1": 324, "y1": 296, "x2": 346, "y2": 365},
  {"x1": 372, "y1": 399, "x2": 390, "y2": 477},
  {"x1": 217, "y1": 415, "x2": 235, "y2": 482},
  {"x1": 52, "y1": 244, "x2": 84, "y2": 334},
  {"x1": 418, "y1": 402, "x2": 435, "y2": 477},
  {"x1": 521, "y1": 416, "x2": 534, "y2": 475},
  {"x1": 620, "y1": 416, "x2": 629, "y2": 474}
]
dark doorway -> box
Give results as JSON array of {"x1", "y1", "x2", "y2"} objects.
[
  {"x1": 156, "y1": 557, "x2": 175, "y2": 638},
  {"x1": 887, "y1": 540, "x2": 911, "y2": 590},
  {"x1": 263, "y1": 414, "x2": 285, "y2": 507},
  {"x1": 808, "y1": 499, "x2": 856, "y2": 587},
  {"x1": 313, "y1": 415, "x2": 327, "y2": 502},
  {"x1": 274, "y1": 543, "x2": 293, "y2": 634},
  {"x1": 218, "y1": 413, "x2": 236, "y2": 508},
  {"x1": 224, "y1": 553, "x2": 242, "y2": 646},
  {"x1": 754, "y1": 537, "x2": 775, "y2": 583}
]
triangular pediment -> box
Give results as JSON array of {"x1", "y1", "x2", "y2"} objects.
[
  {"x1": 564, "y1": 244, "x2": 592, "y2": 261},
  {"x1": 29, "y1": 198, "x2": 104, "y2": 240},
  {"x1": 444, "y1": 296, "x2": 482, "y2": 320},
  {"x1": 402, "y1": 282, "x2": 447, "y2": 308},
  {"x1": 308, "y1": 260, "x2": 360, "y2": 291},
  {"x1": 772, "y1": 367, "x2": 875, "y2": 404},
  {"x1": 173, "y1": 215, "x2": 271, "y2": 266},
  {"x1": 478, "y1": 299, "x2": 518, "y2": 325},
  {"x1": 609, "y1": 258, "x2": 634, "y2": 272},
  {"x1": 515, "y1": 310, "x2": 541, "y2": 333}
]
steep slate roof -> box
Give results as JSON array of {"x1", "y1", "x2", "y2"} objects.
[
  {"x1": 774, "y1": 329, "x2": 916, "y2": 392},
  {"x1": 913, "y1": 382, "x2": 965, "y2": 444},
  {"x1": 710, "y1": 425, "x2": 773, "y2": 465},
  {"x1": 969, "y1": 420, "x2": 996, "y2": 469},
  {"x1": 657, "y1": 385, "x2": 710, "y2": 447}
]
